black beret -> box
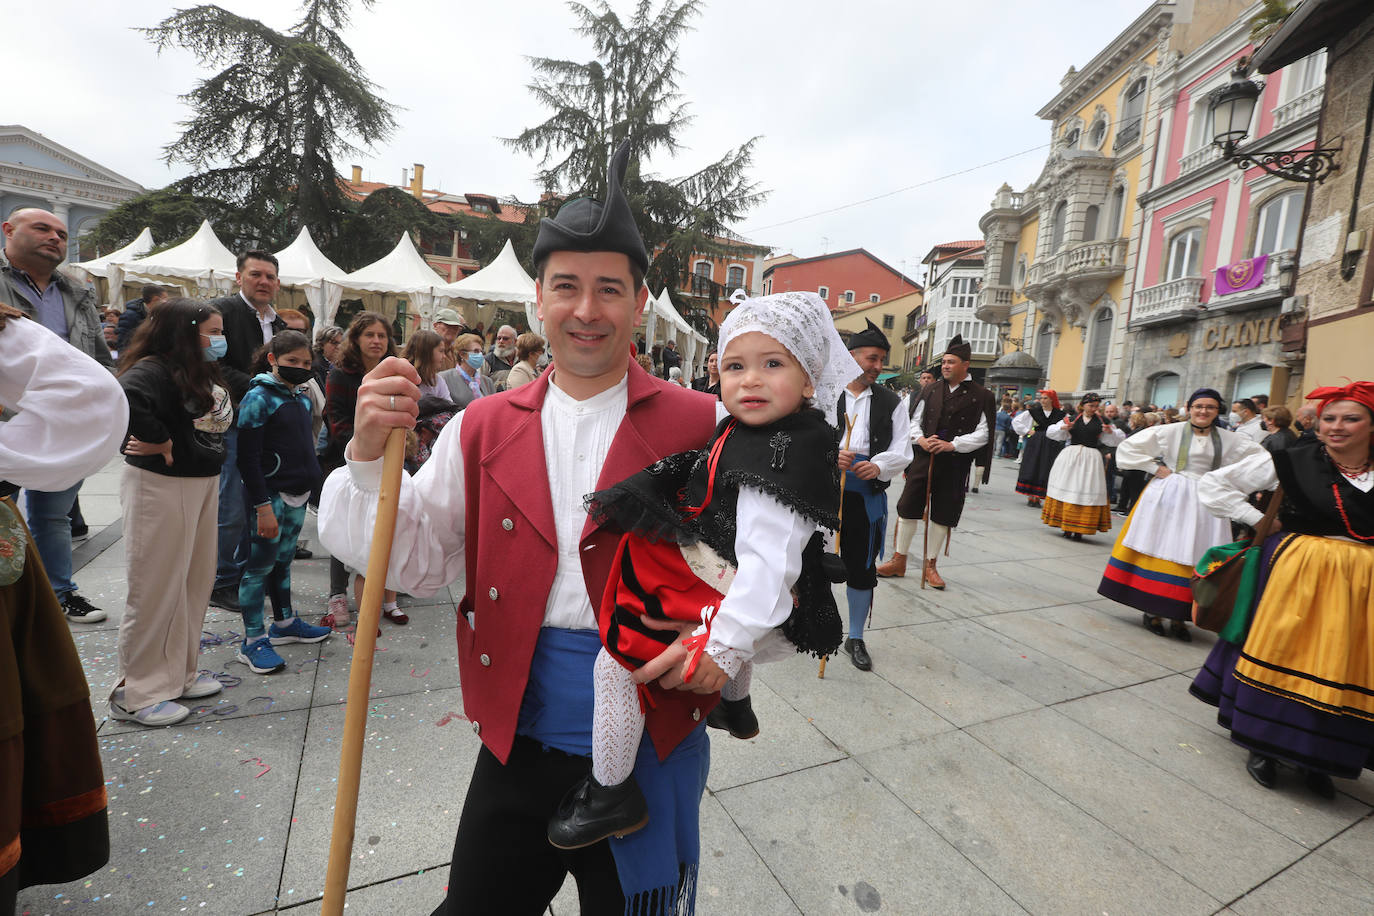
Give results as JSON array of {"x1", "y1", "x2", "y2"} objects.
[{"x1": 531, "y1": 140, "x2": 649, "y2": 273}]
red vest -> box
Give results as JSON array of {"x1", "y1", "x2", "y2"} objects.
[{"x1": 456, "y1": 359, "x2": 718, "y2": 763}]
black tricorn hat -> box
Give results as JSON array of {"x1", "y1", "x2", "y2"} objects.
[
  {"x1": 531, "y1": 140, "x2": 649, "y2": 274},
  {"x1": 945, "y1": 334, "x2": 972, "y2": 362},
  {"x1": 847, "y1": 319, "x2": 890, "y2": 352}
]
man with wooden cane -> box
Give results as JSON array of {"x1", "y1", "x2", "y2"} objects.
[
  {"x1": 877, "y1": 335, "x2": 995, "y2": 589},
  {"x1": 319, "y1": 141, "x2": 718, "y2": 914},
  {"x1": 835, "y1": 321, "x2": 911, "y2": 672}
]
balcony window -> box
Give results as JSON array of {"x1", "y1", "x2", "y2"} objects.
[
  {"x1": 693, "y1": 260, "x2": 712, "y2": 280},
  {"x1": 726, "y1": 265, "x2": 745, "y2": 290},
  {"x1": 1108, "y1": 186, "x2": 1126, "y2": 239},
  {"x1": 1253, "y1": 190, "x2": 1303, "y2": 257},
  {"x1": 950, "y1": 276, "x2": 979, "y2": 309},
  {"x1": 1286, "y1": 49, "x2": 1327, "y2": 98},
  {"x1": 1166, "y1": 228, "x2": 1203, "y2": 281},
  {"x1": 1034, "y1": 321, "x2": 1054, "y2": 373},
  {"x1": 1116, "y1": 78, "x2": 1146, "y2": 148},
  {"x1": 1083, "y1": 205, "x2": 1100, "y2": 242},
  {"x1": 1050, "y1": 201, "x2": 1067, "y2": 251}
]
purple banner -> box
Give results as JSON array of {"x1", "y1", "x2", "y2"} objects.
[{"x1": 1215, "y1": 254, "x2": 1269, "y2": 296}]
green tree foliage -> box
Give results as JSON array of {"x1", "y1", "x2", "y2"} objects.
[
  {"x1": 81, "y1": 187, "x2": 224, "y2": 257},
  {"x1": 505, "y1": 0, "x2": 765, "y2": 328},
  {"x1": 140, "y1": 0, "x2": 396, "y2": 255},
  {"x1": 1249, "y1": 0, "x2": 1294, "y2": 42}
]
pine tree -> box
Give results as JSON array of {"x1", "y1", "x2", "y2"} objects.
[
  {"x1": 141, "y1": 0, "x2": 396, "y2": 255},
  {"x1": 506, "y1": 0, "x2": 765, "y2": 329}
]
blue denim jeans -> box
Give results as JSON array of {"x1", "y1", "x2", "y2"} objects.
[
  {"x1": 24, "y1": 480, "x2": 82, "y2": 596},
  {"x1": 215, "y1": 426, "x2": 251, "y2": 590},
  {"x1": 238, "y1": 493, "x2": 307, "y2": 639}
]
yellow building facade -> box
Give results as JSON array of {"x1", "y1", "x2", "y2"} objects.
[{"x1": 979, "y1": 3, "x2": 1173, "y2": 400}]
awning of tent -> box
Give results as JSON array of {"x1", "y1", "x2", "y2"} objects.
[
  {"x1": 274, "y1": 228, "x2": 348, "y2": 328},
  {"x1": 113, "y1": 220, "x2": 238, "y2": 303},
  {"x1": 71, "y1": 227, "x2": 154, "y2": 280},
  {"x1": 340, "y1": 233, "x2": 453, "y2": 332},
  {"x1": 440, "y1": 239, "x2": 537, "y2": 332}
]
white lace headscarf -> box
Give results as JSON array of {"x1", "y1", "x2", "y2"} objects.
[{"x1": 717, "y1": 290, "x2": 862, "y2": 427}]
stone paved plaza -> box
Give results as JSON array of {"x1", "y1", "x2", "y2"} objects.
[{"x1": 17, "y1": 455, "x2": 1374, "y2": 915}]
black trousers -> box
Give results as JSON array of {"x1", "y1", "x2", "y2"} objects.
[
  {"x1": 429, "y1": 736, "x2": 624, "y2": 915},
  {"x1": 839, "y1": 490, "x2": 881, "y2": 589}
]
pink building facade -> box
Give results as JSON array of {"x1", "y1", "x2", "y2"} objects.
[{"x1": 1123, "y1": 12, "x2": 1325, "y2": 409}]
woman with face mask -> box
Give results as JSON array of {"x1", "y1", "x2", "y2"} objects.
[
  {"x1": 232, "y1": 330, "x2": 332, "y2": 672},
  {"x1": 110, "y1": 299, "x2": 233, "y2": 726},
  {"x1": 437, "y1": 332, "x2": 497, "y2": 409}
]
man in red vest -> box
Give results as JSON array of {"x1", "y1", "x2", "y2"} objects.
[{"x1": 320, "y1": 141, "x2": 719, "y2": 914}]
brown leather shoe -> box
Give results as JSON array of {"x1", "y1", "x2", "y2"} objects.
[
  {"x1": 876, "y1": 552, "x2": 907, "y2": 578},
  {"x1": 923, "y1": 559, "x2": 946, "y2": 590}
]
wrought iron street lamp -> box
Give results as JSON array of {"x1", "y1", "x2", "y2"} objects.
[{"x1": 1208, "y1": 60, "x2": 1341, "y2": 183}]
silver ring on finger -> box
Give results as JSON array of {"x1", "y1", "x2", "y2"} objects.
[{"x1": 389, "y1": 395, "x2": 396, "y2": 411}]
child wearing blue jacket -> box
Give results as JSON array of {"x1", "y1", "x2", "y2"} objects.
[{"x1": 235, "y1": 330, "x2": 331, "y2": 673}]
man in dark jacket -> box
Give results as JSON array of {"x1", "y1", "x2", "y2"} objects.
[
  {"x1": 115, "y1": 285, "x2": 170, "y2": 351},
  {"x1": 206, "y1": 251, "x2": 285, "y2": 611},
  {"x1": 660, "y1": 338, "x2": 681, "y2": 378},
  {"x1": 0, "y1": 208, "x2": 113, "y2": 624}
]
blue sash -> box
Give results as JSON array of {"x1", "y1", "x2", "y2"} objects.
[
  {"x1": 843, "y1": 452, "x2": 888, "y2": 566},
  {"x1": 517, "y1": 627, "x2": 709, "y2": 914}
]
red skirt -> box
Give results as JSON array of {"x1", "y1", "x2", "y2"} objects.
[{"x1": 599, "y1": 533, "x2": 727, "y2": 673}]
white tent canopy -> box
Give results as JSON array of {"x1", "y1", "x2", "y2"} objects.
[
  {"x1": 71, "y1": 227, "x2": 154, "y2": 280},
  {"x1": 341, "y1": 233, "x2": 454, "y2": 334},
  {"x1": 643, "y1": 289, "x2": 708, "y2": 377},
  {"x1": 440, "y1": 239, "x2": 537, "y2": 332},
  {"x1": 112, "y1": 220, "x2": 238, "y2": 304},
  {"x1": 273, "y1": 228, "x2": 348, "y2": 329}
]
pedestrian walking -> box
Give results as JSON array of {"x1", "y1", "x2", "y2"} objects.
[
  {"x1": 233, "y1": 330, "x2": 332, "y2": 673},
  {"x1": 111, "y1": 299, "x2": 233, "y2": 726},
  {"x1": 1098, "y1": 388, "x2": 1264, "y2": 641},
  {"x1": 1040, "y1": 394, "x2": 1125, "y2": 540},
  {"x1": 1191, "y1": 382, "x2": 1374, "y2": 798},
  {"x1": 1013, "y1": 389, "x2": 1066, "y2": 506}
]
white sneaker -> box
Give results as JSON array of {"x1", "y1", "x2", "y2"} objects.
[
  {"x1": 110, "y1": 689, "x2": 190, "y2": 727},
  {"x1": 180, "y1": 673, "x2": 223, "y2": 699}
]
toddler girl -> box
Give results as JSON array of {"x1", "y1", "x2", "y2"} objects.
[{"x1": 548, "y1": 291, "x2": 860, "y2": 849}]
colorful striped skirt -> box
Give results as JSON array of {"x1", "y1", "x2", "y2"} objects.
[
  {"x1": 1096, "y1": 495, "x2": 1196, "y2": 620},
  {"x1": 1191, "y1": 534, "x2": 1374, "y2": 778},
  {"x1": 1041, "y1": 445, "x2": 1112, "y2": 534}
]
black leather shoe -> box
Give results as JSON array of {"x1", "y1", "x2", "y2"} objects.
[
  {"x1": 1304, "y1": 769, "x2": 1336, "y2": 799},
  {"x1": 1170, "y1": 620, "x2": 1192, "y2": 642},
  {"x1": 547, "y1": 774, "x2": 649, "y2": 850},
  {"x1": 294, "y1": 545, "x2": 313, "y2": 560},
  {"x1": 707, "y1": 696, "x2": 760, "y2": 740},
  {"x1": 1142, "y1": 614, "x2": 1166, "y2": 637},
  {"x1": 1246, "y1": 751, "x2": 1277, "y2": 789},
  {"x1": 209, "y1": 585, "x2": 241, "y2": 613},
  {"x1": 843, "y1": 638, "x2": 873, "y2": 672}
]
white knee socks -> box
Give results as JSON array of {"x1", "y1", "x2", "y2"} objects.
[
  {"x1": 925, "y1": 523, "x2": 949, "y2": 560},
  {"x1": 894, "y1": 517, "x2": 918, "y2": 555},
  {"x1": 591, "y1": 648, "x2": 644, "y2": 787}
]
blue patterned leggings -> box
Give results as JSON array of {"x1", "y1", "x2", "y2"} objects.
[{"x1": 237, "y1": 494, "x2": 306, "y2": 638}]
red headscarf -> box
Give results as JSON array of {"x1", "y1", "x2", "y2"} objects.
[
  {"x1": 1037, "y1": 388, "x2": 1061, "y2": 410},
  {"x1": 1306, "y1": 381, "x2": 1374, "y2": 418}
]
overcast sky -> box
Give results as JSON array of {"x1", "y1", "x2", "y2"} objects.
[{"x1": 14, "y1": 0, "x2": 1152, "y2": 281}]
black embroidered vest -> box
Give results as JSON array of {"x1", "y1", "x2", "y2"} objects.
[{"x1": 1272, "y1": 442, "x2": 1374, "y2": 540}]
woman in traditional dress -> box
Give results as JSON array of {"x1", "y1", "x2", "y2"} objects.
[
  {"x1": 1013, "y1": 389, "x2": 1066, "y2": 507},
  {"x1": 1098, "y1": 388, "x2": 1263, "y2": 640},
  {"x1": 1190, "y1": 382, "x2": 1374, "y2": 798},
  {"x1": 1040, "y1": 394, "x2": 1124, "y2": 540}
]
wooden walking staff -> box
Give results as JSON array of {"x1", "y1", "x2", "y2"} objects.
[
  {"x1": 321, "y1": 427, "x2": 406, "y2": 915},
  {"x1": 921, "y1": 450, "x2": 936, "y2": 590},
  {"x1": 820, "y1": 412, "x2": 857, "y2": 679}
]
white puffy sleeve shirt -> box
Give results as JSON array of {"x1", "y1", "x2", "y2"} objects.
[
  {"x1": 841, "y1": 387, "x2": 913, "y2": 481},
  {"x1": 0, "y1": 314, "x2": 127, "y2": 491}
]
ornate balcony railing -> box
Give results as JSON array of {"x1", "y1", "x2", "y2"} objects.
[
  {"x1": 1273, "y1": 85, "x2": 1324, "y2": 131},
  {"x1": 1023, "y1": 238, "x2": 1128, "y2": 294},
  {"x1": 1132, "y1": 276, "x2": 1204, "y2": 326},
  {"x1": 975, "y1": 283, "x2": 1013, "y2": 325},
  {"x1": 1179, "y1": 143, "x2": 1223, "y2": 176}
]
